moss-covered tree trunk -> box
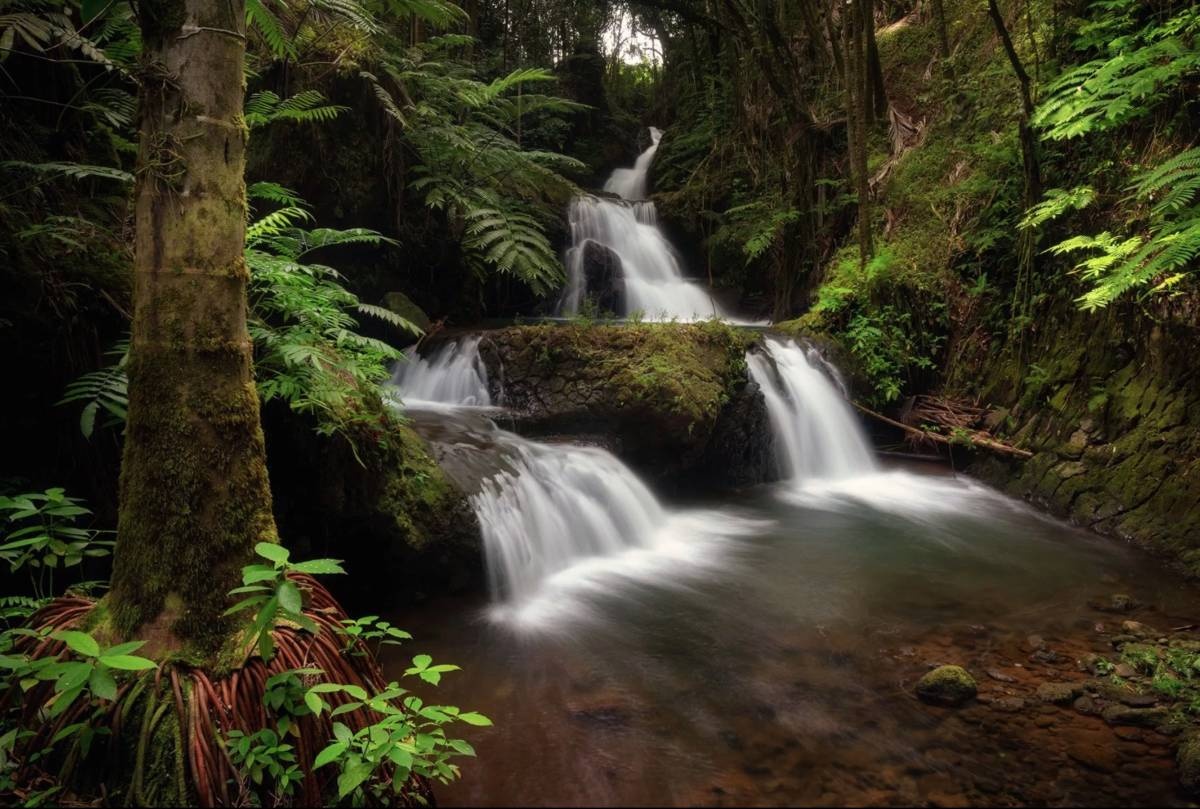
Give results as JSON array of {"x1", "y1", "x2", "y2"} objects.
[{"x1": 109, "y1": 0, "x2": 275, "y2": 658}]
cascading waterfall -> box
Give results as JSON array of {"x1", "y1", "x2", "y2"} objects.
[
  {"x1": 747, "y1": 337, "x2": 877, "y2": 481},
  {"x1": 603, "y1": 126, "x2": 663, "y2": 200},
  {"x1": 388, "y1": 337, "x2": 761, "y2": 627},
  {"x1": 389, "y1": 336, "x2": 492, "y2": 407},
  {"x1": 559, "y1": 128, "x2": 728, "y2": 322}
]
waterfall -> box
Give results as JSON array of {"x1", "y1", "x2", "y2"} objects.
[
  {"x1": 559, "y1": 128, "x2": 729, "y2": 322},
  {"x1": 389, "y1": 336, "x2": 491, "y2": 408},
  {"x1": 387, "y1": 334, "x2": 763, "y2": 628},
  {"x1": 747, "y1": 337, "x2": 877, "y2": 481},
  {"x1": 471, "y1": 439, "x2": 667, "y2": 604},
  {"x1": 603, "y1": 126, "x2": 663, "y2": 200}
]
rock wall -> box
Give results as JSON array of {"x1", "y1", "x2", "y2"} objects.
[
  {"x1": 262, "y1": 402, "x2": 482, "y2": 608},
  {"x1": 967, "y1": 303, "x2": 1200, "y2": 574},
  {"x1": 473, "y1": 322, "x2": 774, "y2": 489}
]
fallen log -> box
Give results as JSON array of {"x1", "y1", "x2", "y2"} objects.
[{"x1": 852, "y1": 402, "x2": 1034, "y2": 459}]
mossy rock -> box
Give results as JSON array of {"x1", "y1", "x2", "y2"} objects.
[
  {"x1": 262, "y1": 401, "x2": 482, "y2": 608},
  {"x1": 382, "y1": 291, "x2": 432, "y2": 333},
  {"x1": 472, "y1": 321, "x2": 770, "y2": 487},
  {"x1": 916, "y1": 665, "x2": 977, "y2": 707},
  {"x1": 1179, "y1": 732, "x2": 1200, "y2": 791}
]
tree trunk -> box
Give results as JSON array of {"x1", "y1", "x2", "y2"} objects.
[
  {"x1": 930, "y1": 0, "x2": 951, "y2": 61},
  {"x1": 109, "y1": 0, "x2": 276, "y2": 658},
  {"x1": 845, "y1": 0, "x2": 874, "y2": 265},
  {"x1": 863, "y1": 0, "x2": 888, "y2": 122}
]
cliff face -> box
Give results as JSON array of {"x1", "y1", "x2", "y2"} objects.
[{"x1": 969, "y1": 303, "x2": 1200, "y2": 573}]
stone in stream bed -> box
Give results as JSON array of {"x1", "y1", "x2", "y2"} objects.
[
  {"x1": 1178, "y1": 732, "x2": 1200, "y2": 791},
  {"x1": 1036, "y1": 681, "x2": 1085, "y2": 705},
  {"x1": 916, "y1": 666, "x2": 977, "y2": 707}
]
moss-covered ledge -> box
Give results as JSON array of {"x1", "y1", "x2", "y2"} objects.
[
  {"x1": 261, "y1": 401, "x2": 482, "y2": 607},
  {"x1": 475, "y1": 321, "x2": 772, "y2": 487}
]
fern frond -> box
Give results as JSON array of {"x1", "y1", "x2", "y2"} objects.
[
  {"x1": 1129, "y1": 147, "x2": 1200, "y2": 216},
  {"x1": 1020, "y1": 186, "x2": 1097, "y2": 230},
  {"x1": 1, "y1": 160, "x2": 132, "y2": 183}
]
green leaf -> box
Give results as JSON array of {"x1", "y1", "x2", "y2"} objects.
[
  {"x1": 89, "y1": 666, "x2": 118, "y2": 701},
  {"x1": 456, "y1": 712, "x2": 493, "y2": 726},
  {"x1": 98, "y1": 654, "x2": 157, "y2": 671},
  {"x1": 277, "y1": 580, "x2": 303, "y2": 615},
  {"x1": 53, "y1": 630, "x2": 100, "y2": 658},
  {"x1": 289, "y1": 558, "x2": 346, "y2": 575},
  {"x1": 254, "y1": 542, "x2": 290, "y2": 564},
  {"x1": 102, "y1": 641, "x2": 145, "y2": 657},
  {"x1": 314, "y1": 741, "x2": 347, "y2": 769},
  {"x1": 337, "y1": 760, "x2": 373, "y2": 799}
]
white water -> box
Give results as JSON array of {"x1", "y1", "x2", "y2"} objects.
[
  {"x1": 603, "y1": 126, "x2": 663, "y2": 200},
  {"x1": 387, "y1": 337, "x2": 764, "y2": 629},
  {"x1": 389, "y1": 337, "x2": 491, "y2": 408},
  {"x1": 560, "y1": 128, "x2": 730, "y2": 322},
  {"x1": 749, "y1": 337, "x2": 877, "y2": 480},
  {"x1": 750, "y1": 336, "x2": 1029, "y2": 519}
]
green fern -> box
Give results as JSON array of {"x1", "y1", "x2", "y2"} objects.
[
  {"x1": 58, "y1": 339, "x2": 129, "y2": 438},
  {"x1": 1033, "y1": 6, "x2": 1200, "y2": 141},
  {"x1": 1129, "y1": 147, "x2": 1200, "y2": 216},
  {"x1": 0, "y1": 160, "x2": 132, "y2": 184},
  {"x1": 1020, "y1": 186, "x2": 1096, "y2": 230},
  {"x1": 244, "y1": 90, "x2": 347, "y2": 129},
  {"x1": 462, "y1": 202, "x2": 562, "y2": 294}
]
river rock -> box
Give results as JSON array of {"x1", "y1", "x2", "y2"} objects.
[
  {"x1": 578, "y1": 241, "x2": 625, "y2": 314},
  {"x1": 1036, "y1": 681, "x2": 1084, "y2": 705},
  {"x1": 916, "y1": 666, "x2": 977, "y2": 707},
  {"x1": 1101, "y1": 705, "x2": 1170, "y2": 727}
]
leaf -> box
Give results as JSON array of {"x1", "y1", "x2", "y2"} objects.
[
  {"x1": 289, "y1": 558, "x2": 346, "y2": 575},
  {"x1": 277, "y1": 580, "x2": 303, "y2": 615},
  {"x1": 255, "y1": 542, "x2": 289, "y2": 564},
  {"x1": 53, "y1": 630, "x2": 100, "y2": 658},
  {"x1": 314, "y1": 741, "x2": 347, "y2": 769},
  {"x1": 98, "y1": 654, "x2": 157, "y2": 671},
  {"x1": 89, "y1": 666, "x2": 118, "y2": 701},
  {"x1": 456, "y1": 712, "x2": 493, "y2": 726},
  {"x1": 337, "y1": 760, "x2": 374, "y2": 799}
]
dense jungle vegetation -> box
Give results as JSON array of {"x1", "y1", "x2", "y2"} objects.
[{"x1": 1, "y1": 0, "x2": 1199, "y2": 805}]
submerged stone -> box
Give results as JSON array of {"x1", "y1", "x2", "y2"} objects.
[{"x1": 916, "y1": 665, "x2": 977, "y2": 706}]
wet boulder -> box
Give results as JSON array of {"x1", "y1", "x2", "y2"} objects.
[
  {"x1": 475, "y1": 322, "x2": 772, "y2": 489},
  {"x1": 916, "y1": 665, "x2": 978, "y2": 706},
  {"x1": 579, "y1": 241, "x2": 624, "y2": 315}
]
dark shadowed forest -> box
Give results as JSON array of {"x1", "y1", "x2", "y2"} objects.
[{"x1": 2, "y1": 0, "x2": 1200, "y2": 805}]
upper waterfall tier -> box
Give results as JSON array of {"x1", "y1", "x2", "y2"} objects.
[
  {"x1": 603, "y1": 126, "x2": 662, "y2": 200},
  {"x1": 559, "y1": 126, "x2": 735, "y2": 322}
]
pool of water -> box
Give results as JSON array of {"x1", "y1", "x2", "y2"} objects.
[{"x1": 380, "y1": 465, "x2": 1200, "y2": 806}]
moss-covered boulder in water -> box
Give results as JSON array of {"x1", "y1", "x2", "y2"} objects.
[
  {"x1": 262, "y1": 402, "x2": 481, "y2": 607},
  {"x1": 916, "y1": 665, "x2": 978, "y2": 706},
  {"x1": 475, "y1": 321, "x2": 772, "y2": 487}
]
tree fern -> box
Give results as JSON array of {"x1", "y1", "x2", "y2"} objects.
[
  {"x1": 362, "y1": 42, "x2": 584, "y2": 298},
  {"x1": 1019, "y1": 186, "x2": 1096, "y2": 230},
  {"x1": 1033, "y1": 5, "x2": 1200, "y2": 141}
]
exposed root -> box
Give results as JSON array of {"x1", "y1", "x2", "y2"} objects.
[{"x1": 5, "y1": 576, "x2": 433, "y2": 807}]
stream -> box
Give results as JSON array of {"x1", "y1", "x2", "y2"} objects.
[{"x1": 377, "y1": 131, "x2": 1200, "y2": 806}]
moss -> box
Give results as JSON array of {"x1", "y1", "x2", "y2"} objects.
[
  {"x1": 1179, "y1": 732, "x2": 1200, "y2": 791},
  {"x1": 915, "y1": 665, "x2": 977, "y2": 706}
]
